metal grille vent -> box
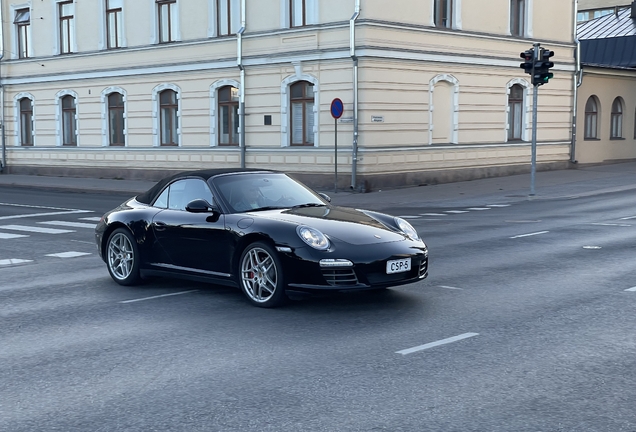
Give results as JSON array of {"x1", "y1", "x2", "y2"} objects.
[{"x1": 322, "y1": 268, "x2": 359, "y2": 286}]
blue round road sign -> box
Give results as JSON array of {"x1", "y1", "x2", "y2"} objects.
[{"x1": 330, "y1": 98, "x2": 344, "y2": 119}]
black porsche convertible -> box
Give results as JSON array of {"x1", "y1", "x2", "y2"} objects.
[{"x1": 95, "y1": 169, "x2": 428, "y2": 307}]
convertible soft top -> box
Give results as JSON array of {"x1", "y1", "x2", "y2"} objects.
[{"x1": 135, "y1": 168, "x2": 277, "y2": 204}]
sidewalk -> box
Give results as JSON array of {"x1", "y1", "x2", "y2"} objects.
[{"x1": 1, "y1": 162, "x2": 635, "y2": 211}]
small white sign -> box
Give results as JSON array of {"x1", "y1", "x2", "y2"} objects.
[
  {"x1": 338, "y1": 117, "x2": 354, "y2": 123},
  {"x1": 371, "y1": 116, "x2": 384, "y2": 123}
]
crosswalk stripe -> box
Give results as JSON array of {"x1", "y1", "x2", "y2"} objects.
[
  {"x1": 0, "y1": 210, "x2": 92, "y2": 221},
  {"x1": 419, "y1": 213, "x2": 448, "y2": 217},
  {"x1": 0, "y1": 225, "x2": 75, "y2": 234},
  {"x1": 39, "y1": 221, "x2": 96, "y2": 229},
  {"x1": 445, "y1": 210, "x2": 469, "y2": 214},
  {"x1": 467, "y1": 208, "x2": 491, "y2": 211},
  {"x1": 0, "y1": 258, "x2": 33, "y2": 266},
  {"x1": 45, "y1": 251, "x2": 92, "y2": 258},
  {"x1": 0, "y1": 232, "x2": 29, "y2": 239},
  {"x1": 79, "y1": 217, "x2": 102, "y2": 222}
]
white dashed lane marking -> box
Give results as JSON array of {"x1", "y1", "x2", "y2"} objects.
[
  {"x1": 419, "y1": 213, "x2": 448, "y2": 217},
  {"x1": 590, "y1": 223, "x2": 631, "y2": 227},
  {"x1": 79, "y1": 217, "x2": 102, "y2": 222},
  {"x1": 0, "y1": 259, "x2": 33, "y2": 266},
  {"x1": 45, "y1": 252, "x2": 92, "y2": 258},
  {"x1": 0, "y1": 232, "x2": 28, "y2": 239},
  {"x1": 396, "y1": 333, "x2": 480, "y2": 355},
  {"x1": 620, "y1": 216, "x2": 636, "y2": 220},
  {"x1": 467, "y1": 207, "x2": 491, "y2": 211},
  {"x1": 625, "y1": 287, "x2": 636, "y2": 292},
  {"x1": 0, "y1": 210, "x2": 92, "y2": 221},
  {"x1": 39, "y1": 221, "x2": 96, "y2": 229},
  {"x1": 0, "y1": 225, "x2": 75, "y2": 234},
  {"x1": 445, "y1": 210, "x2": 469, "y2": 214},
  {"x1": 510, "y1": 231, "x2": 549, "y2": 239}
]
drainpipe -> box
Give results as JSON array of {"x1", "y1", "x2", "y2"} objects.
[
  {"x1": 237, "y1": 0, "x2": 246, "y2": 168},
  {"x1": 350, "y1": 0, "x2": 360, "y2": 190},
  {"x1": 0, "y1": 0, "x2": 5, "y2": 173},
  {"x1": 570, "y1": 0, "x2": 582, "y2": 164}
]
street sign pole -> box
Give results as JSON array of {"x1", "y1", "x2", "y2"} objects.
[
  {"x1": 330, "y1": 98, "x2": 344, "y2": 194},
  {"x1": 334, "y1": 118, "x2": 338, "y2": 193}
]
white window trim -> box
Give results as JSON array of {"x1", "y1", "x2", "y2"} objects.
[
  {"x1": 152, "y1": 83, "x2": 181, "y2": 147},
  {"x1": 101, "y1": 87, "x2": 128, "y2": 147},
  {"x1": 429, "y1": 0, "x2": 462, "y2": 30},
  {"x1": 429, "y1": 74, "x2": 459, "y2": 145},
  {"x1": 210, "y1": 79, "x2": 240, "y2": 147},
  {"x1": 151, "y1": 0, "x2": 181, "y2": 44},
  {"x1": 53, "y1": 0, "x2": 77, "y2": 55},
  {"x1": 13, "y1": 92, "x2": 35, "y2": 147},
  {"x1": 280, "y1": 0, "x2": 318, "y2": 29},
  {"x1": 99, "y1": 0, "x2": 128, "y2": 50},
  {"x1": 505, "y1": 78, "x2": 531, "y2": 143},
  {"x1": 281, "y1": 73, "x2": 319, "y2": 147},
  {"x1": 508, "y1": 0, "x2": 533, "y2": 37},
  {"x1": 11, "y1": 3, "x2": 32, "y2": 60},
  {"x1": 208, "y1": 0, "x2": 217, "y2": 37},
  {"x1": 55, "y1": 89, "x2": 79, "y2": 147}
]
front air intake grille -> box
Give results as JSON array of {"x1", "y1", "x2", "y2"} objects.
[
  {"x1": 322, "y1": 268, "x2": 359, "y2": 287},
  {"x1": 419, "y1": 259, "x2": 428, "y2": 277}
]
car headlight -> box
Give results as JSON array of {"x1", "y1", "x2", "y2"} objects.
[
  {"x1": 394, "y1": 217, "x2": 420, "y2": 241},
  {"x1": 297, "y1": 226, "x2": 330, "y2": 250}
]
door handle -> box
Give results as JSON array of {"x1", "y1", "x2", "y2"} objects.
[{"x1": 153, "y1": 221, "x2": 167, "y2": 231}]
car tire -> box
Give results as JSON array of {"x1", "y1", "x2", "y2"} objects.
[
  {"x1": 106, "y1": 228, "x2": 141, "y2": 286},
  {"x1": 239, "y1": 241, "x2": 286, "y2": 308}
]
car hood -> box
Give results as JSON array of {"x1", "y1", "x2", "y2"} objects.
[{"x1": 255, "y1": 205, "x2": 407, "y2": 245}]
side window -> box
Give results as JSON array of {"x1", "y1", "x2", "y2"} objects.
[
  {"x1": 153, "y1": 188, "x2": 169, "y2": 208},
  {"x1": 165, "y1": 179, "x2": 214, "y2": 211}
]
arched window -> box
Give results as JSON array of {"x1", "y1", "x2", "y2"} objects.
[
  {"x1": 159, "y1": 89, "x2": 178, "y2": 146},
  {"x1": 584, "y1": 96, "x2": 598, "y2": 140},
  {"x1": 218, "y1": 85, "x2": 239, "y2": 146},
  {"x1": 108, "y1": 92, "x2": 125, "y2": 146},
  {"x1": 61, "y1": 95, "x2": 77, "y2": 146},
  {"x1": 19, "y1": 97, "x2": 33, "y2": 146},
  {"x1": 508, "y1": 84, "x2": 524, "y2": 141},
  {"x1": 611, "y1": 97, "x2": 623, "y2": 139},
  {"x1": 290, "y1": 81, "x2": 314, "y2": 146}
]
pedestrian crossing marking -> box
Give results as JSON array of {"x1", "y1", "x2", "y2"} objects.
[
  {"x1": 445, "y1": 210, "x2": 469, "y2": 214},
  {"x1": 0, "y1": 225, "x2": 75, "y2": 234},
  {"x1": 39, "y1": 221, "x2": 96, "y2": 229},
  {"x1": 419, "y1": 213, "x2": 448, "y2": 217},
  {"x1": 46, "y1": 251, "x2": 92, "y2": 258},
  {"x1": 467, "y1": 208, "x2": 491, "y2": 211},
  {"x1": 0, "y1": 232, "x2": 29, "y2": 239},
  {"x1": 0, "y1": 258, "x2": 33, "y2": 266},
  {"x1": 79, "y1": 217, "x2": 102, "y2": 222},
  {"x1": 0, "y1": 210, "x2": 92, "y2": 221}
]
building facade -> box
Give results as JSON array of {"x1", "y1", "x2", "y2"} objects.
[{"x1": 0, "y1": 0, "x2": 576, "y2": 189}]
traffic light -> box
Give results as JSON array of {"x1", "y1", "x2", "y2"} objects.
[
  {"x1": 532, "y1": 49, "x2": 554, "y2": 86},
  {"x1": 520, "y1": 49, "x2": 535, "y2": 75}
]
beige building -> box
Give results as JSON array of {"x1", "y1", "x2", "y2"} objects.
[
  {"x1": 0, "y1": 0, "x2": 577, "y2": 190},
  {"x1": 575, "y1": 4, "x2": 636, "y2": 164}
]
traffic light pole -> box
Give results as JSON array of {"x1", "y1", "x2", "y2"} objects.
[{"x1": 530, "y1": 42, "x2": 540, "y2": 197}]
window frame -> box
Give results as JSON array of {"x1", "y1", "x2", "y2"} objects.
[
  {"x1": 157, "y1": 0, "x2": 177, "y2": 43},
  {"x1": 289, "y1": 81, "x2": 315, "y2": 146},
  {"x1": 510, "y1": 0, "x2": 525, "y2": 37},
  {"x1": 217, "y1": 86, "x2": 239, "y2": 146},
  {"x1": 106, "y1": 0, "x2": 123, "y2": 49},
  {"x1": 14, "y1": 8, "x2": 31, "y2": 59},
  {"x1": 107, "y1": 92, "x2": 125, "y2": 146},
  {"x1": 610, "y1": 97, "x2": 623, "y2": 139},
  {"x1": 434, "y1": 0, "x2": 453, "y2": 28},
  {"x1": 584, "y1": 96, "x2": 599, "y2": 140},
  {"x1": 290, "y1": 0, "x2": 306, "y2": 28},
  {"x1": 61, "y1": 95, "x2": 77, "y2": 146},
  {"x1": 19, "y1": 97, "x2": 34, "y2": 147},
  {"x1": 507, "y1": 84, "x2": 524, "y2": 141},
  {"x1": 159, "y1": 89, "x2": 179, "y2": 147},
  {"x1": 59, "y1": 0, "x2": 75, "y2": 54}
]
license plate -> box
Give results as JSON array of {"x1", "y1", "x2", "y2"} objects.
[{"x1": 386, "y1": 258, "x2": 411, "y2": 274}]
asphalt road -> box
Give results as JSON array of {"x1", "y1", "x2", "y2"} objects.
[{"x1": 1, "y1": 186, "x2": 635, "y2": 431}]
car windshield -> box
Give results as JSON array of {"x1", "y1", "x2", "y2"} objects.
[{"x1": 213, "y1": 173, "x2": 325, "y2": 213}]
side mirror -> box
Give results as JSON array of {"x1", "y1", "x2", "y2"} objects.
[
  {"x1": 318, "y1": 192, "x2": 331, "y2": 203},
  {"x1": 186, "y1": 199, "x2": 217, "y2": 213}
]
